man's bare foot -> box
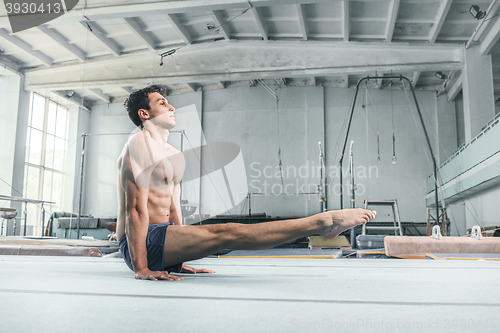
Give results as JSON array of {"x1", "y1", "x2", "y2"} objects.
[{"x1": 316, "y1": 208, "x2": 377, "y2": 240}]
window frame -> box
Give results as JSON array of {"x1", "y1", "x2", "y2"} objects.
[{"x1": 24, "y1": 93, "x2": 69, "y2": 236}]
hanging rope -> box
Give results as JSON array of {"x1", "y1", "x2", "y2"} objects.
[
  {"x1": 80, "y1": 15, "x2": 90, "y2": 110},
  {"x1": 390, "y1": 78, "x2": 397, "y2": 164},
  {"x1": 364, "y1": 82, "x2": 370, "y2": 201},
  {"x1": 275, "y1": 89, "x2": 284, "y2": 187},
  {"x1": 365, "y1": 87, "x2": 383, "y2": 164}
]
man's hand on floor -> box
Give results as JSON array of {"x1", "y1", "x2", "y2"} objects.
[
  {"x1": 181, "y1": 264, "x2": 216, "y2": 274},
  {"x1": 135, "y1": 268, "x2": 184, "y2": 281}
]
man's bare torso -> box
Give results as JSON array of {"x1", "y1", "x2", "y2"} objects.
[{"x1": 116, "y1": 130, "x2": 185, "y2": 239}]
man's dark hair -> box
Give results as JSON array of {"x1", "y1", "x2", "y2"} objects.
[{"x1": 123, "y1": 85, "x2": 166, "y2": 128}]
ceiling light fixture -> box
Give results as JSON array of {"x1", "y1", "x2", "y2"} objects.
[
  {"x1": 435, "y1": 71, "x2": 447, "y2": 80},
  {"x1": 67, "y1": 90, "x2": 75, "y2": 98},
  {"x1": 469, "y1": 5, "x2": 486, "y2": 20},
  {"x1": 159, "y1": 48, "x2": 178, "y2": 66}
]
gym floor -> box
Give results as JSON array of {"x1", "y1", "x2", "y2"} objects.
[{"x1": 1, "y1": 255, "x2": 499, "y2": 332}]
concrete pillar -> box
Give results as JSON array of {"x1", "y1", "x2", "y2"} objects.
[
  {"x1": 72, "y1": 107, "x2": 90, "y2": 214},
  {"x1": 462, "y1": 44, "x2": 496, "y2": 142},
  {"x1": 61, "y1": 105, "x2": 82, "y2": 216},
  {"x1": 455, "y1": 92, "x2": 466, "y2": 147},
  {"x1": 9, "y1": 75, "x2": 30, "y2": 235},
  {"x1": 0, "y1": 70, "x2": 20, "y2": 197},
  {"x1": 436, "y1": 94, "x2": 457, "y2": 164}
]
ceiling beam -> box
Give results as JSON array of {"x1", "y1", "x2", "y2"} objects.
[
  {"x1": 79, "y1": 21, "x2": 121, "y2": 56},
  {"x1": 0, "y1": 0, "x2": 406, "y2": 29},
  {"x1": 446, "y1": 71, "x2": 462, "y2": 102},
  {"x1": 87, "y1": 88, "x2": 113, "y2": 103},
  {"x1": 276, "y1": 78, "x2": 288, "y2": 87},
  {"x1": 122, "y1": 18, "x2": 156, "y2": 51},
  {"x1": 310, "y1": 76, "x2": 316, "y2": 86},
  {"x1": 428, "y1": 0, "x2": 453, "y2": 43},
  {"x1": 375, "y1": 74, "x2": 383, "y2": 89},
  {"x1": 0, "y1": 55, "x2": 22, "y2": 74},
  {"x1": 0, "y1": 28, "x2": 53, "y2": 66},
  {"x1": 296, "y1": 4, "x2": 308, "y2": 41},
  {"x1": 165, "y1": 14, "x2": 192, "y2": 44},
  {"x1": 211, "y1": 10, "x2": 231, "y2": 41},
  {"x1": 341, "y1": 74, "x2": 349, "y2": 88},
  {"x1": 120, "y1": 86, "x2": 133, "y2": 95},
  {"x1": 342, "y1": 1, "x2": 350, "y2": 42},
  {"x1": 385, "y1": 0, "x2": 400, "y2": 42},
  {"x1": 37, "y1": 25, "x2": 86, "y2": 61},
  {"x1": 186, "y1": 83, "x2": 198, "y2": 92},
  {"x1": 50, "y1": 91, "x2": 91, "y2": 111},
  {"x1": 480, "y1": 15, "x2": 500, "y2": 55},
  {"x1": 412, "y1": 71, "x2": 421, "y2": 87},
  {"x1": 24, "y1": 41, "x2": 465, "y2": 91},
  {"x1": 250, "y1": 7, "x2": 268, "y2": 41}
]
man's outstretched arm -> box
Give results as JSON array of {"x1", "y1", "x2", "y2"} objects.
[
  {"x1": 168, "y1": 182, "x2": 182, "y2": 226},
  {"x1": 125, "y1": 178, "x2": 184, "y2": 281},
  {"x1": 124, "y1": 176, "x2": 150, "y2": 276},
  {"x1": 122, "y1": 152, "x2": 183, "y2": 281}
]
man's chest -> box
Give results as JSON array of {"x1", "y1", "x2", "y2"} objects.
[{"x1": 150, "y1": 152, "x2": 185, "y2": 186}]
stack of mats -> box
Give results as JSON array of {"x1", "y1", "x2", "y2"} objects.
[{"x1": 0, "y1": 236, "x2": 119, "y2": 257}]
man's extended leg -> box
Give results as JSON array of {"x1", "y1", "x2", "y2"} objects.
[{"x1": 162, "y1": 208, "x2": 376, "y2": 268}]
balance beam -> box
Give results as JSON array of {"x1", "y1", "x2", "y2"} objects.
[{"x1": 385, "y1": 236, "x2": 500, "y2": 257}]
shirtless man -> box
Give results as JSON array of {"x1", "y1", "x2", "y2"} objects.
[{"x1": 117, "y1": 85, "x2": 376, "y2": 281}]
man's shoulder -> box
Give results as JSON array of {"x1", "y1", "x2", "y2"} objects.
[
  {"x1": 164, "y1": 140, "x2": 182, "y2": 154},
  {"x1": 119, "y1": 131, "x2": 142, "y2": 152},
  {"x1": 127, "y1": 130, "x2": 147, "y2": 146},
  {"x1": 167, "y1": 144, "x2": 181, "y2": 154},
  {"x1": 124, "y1": 131, "x2": 152, "y2": 156},
  {"x1": 117, "y1": 132, "x2": 150, "y2": 172}
]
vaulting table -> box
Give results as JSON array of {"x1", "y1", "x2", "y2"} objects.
[{"x1": 0, "y1": 195, "x2": 55, "y2": 236}]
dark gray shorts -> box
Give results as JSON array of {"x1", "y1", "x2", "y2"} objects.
[{"x1": 118, "y1": 222, "x2": 183, "y2": 273}]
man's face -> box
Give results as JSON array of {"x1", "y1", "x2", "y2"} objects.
[{"x1": 144, "y1": 92, "x2": 176, "y2": 129}]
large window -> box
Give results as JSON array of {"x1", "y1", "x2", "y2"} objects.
[{"x1": 24, "y1": 93, "x2": 69, "y2": 236}]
